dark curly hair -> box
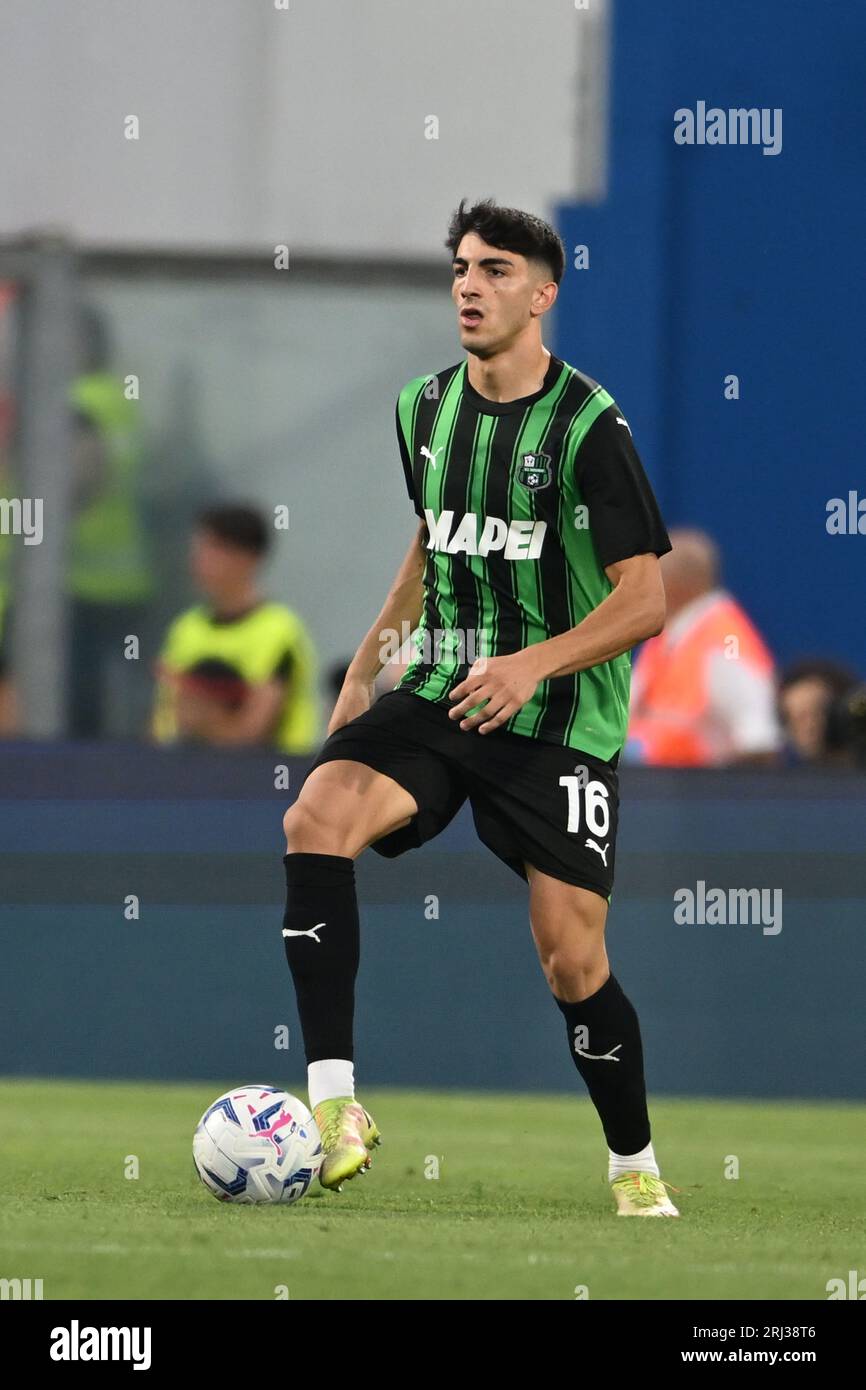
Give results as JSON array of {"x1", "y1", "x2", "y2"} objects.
[{"x1": 445, "y1": 198, "x2": 566, "y2": 285}]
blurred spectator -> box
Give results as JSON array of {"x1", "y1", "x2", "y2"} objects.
[
  {"x1": 68, "y1": 305, "x2": 153, "y2": 736},
  {"x1": 778, "y1": 659, "x2": 860, "y2": 765},
  {"x1": 152, "y1": 504, "x2": 318, "y2": 752},
  {"x1": 0, "y1": 281, "x2": 20, "y2": 734},
  {"x1": 0, "y1": 632, "x2": 16, "y2": 735},
  {"x1": 0, "y1": 300, "x2": 153, "y2": 738},
  {"x1": 626, "y1": 528, "x2": 781, "y2": 766},
  {"x1": 825, "y1": 684, "x2": 866, "y2": 769}
]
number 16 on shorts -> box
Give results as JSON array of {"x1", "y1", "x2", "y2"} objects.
[
  {"x1": 558, "y1": 770, "x2": 617, "y2": 880},
  {"x1": 559, "y1": 773, "x2": 611, "y2": 837}
]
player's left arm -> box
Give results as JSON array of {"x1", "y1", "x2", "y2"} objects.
[{"x1": 449, "y1": 402, "x2": 670, "y2": 733}]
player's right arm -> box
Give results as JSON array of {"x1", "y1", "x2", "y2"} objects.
[{"x1": 328, "y1": 518, "x2": 427, "y2": 735}]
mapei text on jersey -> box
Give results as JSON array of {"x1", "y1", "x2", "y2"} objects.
[{"x1": 424, "y1": 509, "x2": 547, "y2": 560}]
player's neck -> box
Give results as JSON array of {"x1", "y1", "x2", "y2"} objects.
[{"x1": 465, "y1": 340, "x2": 551, "y2": 404}]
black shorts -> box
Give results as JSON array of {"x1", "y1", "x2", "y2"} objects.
[{"x1": 306, "y1": 690, "x2": 619, "y2": 899}]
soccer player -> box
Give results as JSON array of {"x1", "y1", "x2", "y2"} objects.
[{"x1": 281, "y1": 200, "x2": 678, "y2": 1216}]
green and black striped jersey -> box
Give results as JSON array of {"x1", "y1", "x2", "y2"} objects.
[{"x1": 393, "y1": 353, "x2": 671, "y2": 761}]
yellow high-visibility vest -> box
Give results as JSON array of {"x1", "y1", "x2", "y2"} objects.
[
  {"x1": 153, "y1": 601, "x2": 319, "y2": 754},
  {"x1": 67, "y1": 370, "x2": 152, "y2": 604}
]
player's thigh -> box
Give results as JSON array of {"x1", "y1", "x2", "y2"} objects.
[
  {"x1": 283, "y1": 759, "x2": 419, "y2": 857},
  {"x1": 526, "y1": 864, "x2": 610, "y2": 993},
  {"x1": 526, "y1": 864, "x2": 609, "y2": 953}
]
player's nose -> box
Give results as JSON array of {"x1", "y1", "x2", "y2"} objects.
[{"x1": 458, "y1": 266, "x2": 482, "y2": 298}]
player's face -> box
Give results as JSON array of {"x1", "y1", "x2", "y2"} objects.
[{"x1": 451, "y1": 232, "x2": 554, "y2": 358}]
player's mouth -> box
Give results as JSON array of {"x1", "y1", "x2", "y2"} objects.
[{"x1": 460, "y1": 307, "x2": 484, "y2": 328}]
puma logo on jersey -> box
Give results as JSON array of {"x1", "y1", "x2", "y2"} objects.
[
  {"x1": 585, "y1": 838, "x2": 609, "y2": 865},
  {"x1": 424, "y1": 509, "x2": 547, "y2": 560},
  {"x1": 615, "y1": 416, "x2": 631, "y2": 433},
  {"x1": 282, "y1": 922, "x2": 325, "y2": 943},
  {"x1": 420, "y1": 445, "x2": 444, "y2": 470}
]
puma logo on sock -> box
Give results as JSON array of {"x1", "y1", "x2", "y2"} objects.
[{"x1": 282, "y1": 922, "x2": 326, "y2": 943}]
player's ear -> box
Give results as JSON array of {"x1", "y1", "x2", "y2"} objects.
[{"x1": 531, "y1": 278, "x2": 558, "y2": 317}]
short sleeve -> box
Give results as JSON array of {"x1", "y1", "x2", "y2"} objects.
[
  {"x1": 396, "y1": 397, "x2": 424, "y2": 518},
  {"x1": 573, "y1": 404, "x2": 671, "y2": 569}
]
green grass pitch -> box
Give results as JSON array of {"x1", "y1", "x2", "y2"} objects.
[{"x1": 1, "y1": 1078, "x2": 862, "y2": 1301}]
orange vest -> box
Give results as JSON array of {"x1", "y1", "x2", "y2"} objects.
[{"x1": 628, "y1": 593, "x2": 774, "y2": 766}]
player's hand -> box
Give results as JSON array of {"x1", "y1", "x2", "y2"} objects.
[
  {"x1": 328, "y1": 676, "x2": 374, "y2": 735},
  {"x1": 448, "y1": 651, "x2": 543, "y2": 733}
]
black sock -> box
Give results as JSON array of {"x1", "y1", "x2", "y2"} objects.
[
  {"x1": 555, "y1": 973, "x2": 651, "y2": 1154},
  {"x1": 282, "y1": 852, "x2": 359, "y2": 1064}
]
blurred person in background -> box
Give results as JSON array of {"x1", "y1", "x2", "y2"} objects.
[
  {"x1": 152, "y1": 503, "x2": 318, "y2": 753},
  {"x1": 626, "y1": 527, "x2": 781, "y2": 766},
  {"x1": 777, "y1": 658, "x2": 861, "y2": 766},
  {"x1": 0, "y1": 281, "x2": 20, "y2": 734},
  {"x1": 0, "y1": 300, "x2": 153, "y2": 738},
  {"x1": 0, "y1": 579, "x2": 15, "y2": 734},
  {"x1": 825, "y1": 683, "x2": 866, "y2": 769},
  {"x1": 67, "y1": 304, "x2": 153, "y2": 736},
  {"x1": 0, "y1": 284, "x2": 23, "y2": 739}
]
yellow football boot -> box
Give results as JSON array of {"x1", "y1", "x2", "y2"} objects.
[{"x1": 313, "y1": 1097, "x2": 381, "y2": 1191}]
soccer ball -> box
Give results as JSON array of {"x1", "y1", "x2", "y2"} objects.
[{"x1": 193, "y1": 1085, "x2": 323, "y2": 1204}]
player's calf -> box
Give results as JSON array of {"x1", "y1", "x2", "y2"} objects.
[{"x1": 280, "y1": 761, "x2": 415, "y2": 1179}]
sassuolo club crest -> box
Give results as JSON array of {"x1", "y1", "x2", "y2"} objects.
[{"x1": 518, "y1": 452, "x2": 553, "y2": 491}]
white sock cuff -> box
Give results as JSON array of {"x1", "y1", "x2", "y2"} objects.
[
  {"x1": 608, "y1": 1141, "x2": 659, "y2": 1182},
  {"x1": 308, "y1": 1058, "x2": 355, "y2": 1110}
]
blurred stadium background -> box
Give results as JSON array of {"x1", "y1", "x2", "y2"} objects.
[{"x1": 1, "y1": 0, "x2": 864, "y2": 1107}]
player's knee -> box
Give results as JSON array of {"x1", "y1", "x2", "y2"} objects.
[
  {"x1": 282, "y1": 804, "x2": 298, "y2": 844},
  {"x1": 282, "y1": 801, "x2": 322, "y2": 851},
  {"x1": 282, "y1": 799, "x2": 349, "y2": 856},
  {"x1": 539, "y1": 940, "x2": 606, "y2": 999}
]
